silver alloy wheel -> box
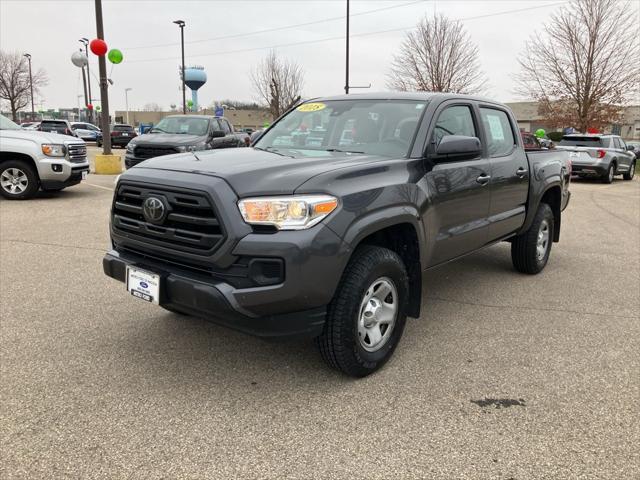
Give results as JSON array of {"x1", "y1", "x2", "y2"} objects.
[
  {"x1": 357, "y1": 277, "x2": 398, "y2": 352},
  {"x1": 1, "y1": 167, "x2": 29, "y2": 195},
  {"x1": 536, "y1": 219, "x2": 550, "y2": 261}
]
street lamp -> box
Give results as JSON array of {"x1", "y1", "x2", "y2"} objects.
[
  {"x1": 23, "y1": 53, "x2": 34, "y2": 118},
  {"x1": 173, "y1": 20, "x2": 186, "y2": 114},
  {"x1": 345, "y1": 0, "x2": 349, "y2": 94},
  {"x1": 125, "y1": 87, "x2": 132, "y2": 125},
  {"x1": 79, "y1": 38, "x2": 93, "y2": 123}
]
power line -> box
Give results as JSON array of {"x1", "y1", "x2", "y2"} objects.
[
  {"x1": 126, "y1": 0, "x2": 427, "y2": 50},
  {"x1": 127, "y1": 2, "x2": 567, "y2": 64}
]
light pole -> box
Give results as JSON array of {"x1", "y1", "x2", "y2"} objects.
[
  {"x1": 23, "y1": 53, "x2": 35, "y2": 118},
  {"x1": 94, "y1": 0, "x2": 112, "y2": 155},
  {"x1": 125, "y1": 87, "x2": 132, "y2": 125},
  {"x1": 344, "y1": 0, "x2": 349, "y2": 94},
  {"x1": 79, "y1": 38, "x2": 93, "y2": 123},
  {"x1": 173, "y1": 20, "x2": 186, "y2": 114}
]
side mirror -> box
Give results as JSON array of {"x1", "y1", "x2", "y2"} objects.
[
  {"x1": 435, "y1": 135, "x2": 481, "y2": 160},
  {"x1": 210, "y1": 130, "x2": 225, "y2": 138},
  {"x1": 627, "y1": 145, "x2": 635, "y2": 151}
]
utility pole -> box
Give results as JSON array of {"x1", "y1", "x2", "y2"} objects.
[
  {"x1": 23, "y1": 53, "x2": 35, "y2": 119},
  {"x1": 81, "y1": 62, "x2": 89, "y2": 116},
  {"x1": 79, "y1": 38, "x2": 93, "y2": 123},
  {"x1": 344, "y1": 0, "x2": 350, "y2": 94},
  {"x1": 94, "y1": 0, "x2": 111, "y2": 154},
  {"x1": 174, "y1": 20, "x2": 186, "y2": 114},
  {"x1": 125, "y1": 87, "x2": 132, "y2": 125}
]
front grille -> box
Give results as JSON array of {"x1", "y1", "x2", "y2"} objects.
[
  {"x1": 134, "y1": 145, "x2": 178, "y2": 160},
  {"x1": 67, "y1": 144, "x2": 87, "y2": 163},
  {"x1": 112, "y1": 183, "x2": 225, "y2": 255}
]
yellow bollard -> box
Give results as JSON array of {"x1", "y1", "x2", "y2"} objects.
[{"x1": 94, "y1": 154, "x2": 123, "y2": 175}]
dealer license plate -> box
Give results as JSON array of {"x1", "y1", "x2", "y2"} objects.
[
  {"x1": 126, "y1": 267, "x2": 160, "y2": 304},
  {"x1": 122, "y1": 133, "x2": 129, "y2": 136},
  {"x1": 82, "y1": 171, "x2": 88, "y2": 180}
]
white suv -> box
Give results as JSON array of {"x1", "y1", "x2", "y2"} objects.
[{"x1": 0, "y1": 114, "x2": 89, "y2": 199}]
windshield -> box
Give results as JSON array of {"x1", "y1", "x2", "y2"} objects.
[
  {"x1": 255, "y1": 100, "x2": 427, "y2": 157},
  {"x1": 152, "y1": 116, "x2": 210, "y2": 135},
  {"x1": 559, "y1": 137, "x2": 605, "y2": 147},
  {"x1": 0, "y1": 115, "x2": 21, "y2": 130}
]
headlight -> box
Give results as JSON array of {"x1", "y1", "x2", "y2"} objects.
[
  {"x1": 238, "y1": 195, "x2": 338, "y2": 230},
  {"x1": 175, "y1": 143, "x2": 207, "y2": 152},
  {"x1": 126, "y1": 143, "x2": 135, "y2": 153},
  {"x1": 41, "y1": 144, "x2": 66, "y2": 157}
]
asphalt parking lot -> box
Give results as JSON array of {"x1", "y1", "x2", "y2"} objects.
[{"x1": 1, "y1": 150, "x2": 638, "y2": 479}]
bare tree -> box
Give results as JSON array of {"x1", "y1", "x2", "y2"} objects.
[
  {"x1": 0, "y1": 51, "x2": 48, "y2": 121},
  {"x1": 387, "y1": 14, "x2": 487, "y2": 94},
  {"x1": 251, "y1": 50, "x2": 305, "y2": 119},
  {"x1": 142, "y1": 102, "x2": 162, "y2": 112},
  {"x1": 516, "y1": 0, "x2": 640, "y2": 132}
]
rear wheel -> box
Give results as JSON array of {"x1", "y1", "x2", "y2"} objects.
[
  {"x1": 316, "y1": 245, "x2": 409, "y2": 377},
  {"x1": 623, "y1": 161, "x2": 635, "y2": 180},
  {"x1": 511, "y1": 203, "x2": 554, "y2": 274},
  {"x1": 602, "y1": 163, "x2": 615, "y2": 184},
  {"x1": 0, "y1": 160, "x2": 39, "y2": 200}
]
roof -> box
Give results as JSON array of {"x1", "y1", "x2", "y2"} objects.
[{"x1": 309, "y1": 91, "x2": 500, "y2": 104}]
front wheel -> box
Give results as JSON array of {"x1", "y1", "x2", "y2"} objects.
[
  {"x1": 623, "y1": 161, "x2": 635, "y2": 181},
  {"x1": 511, "y1": 203, "x2": 554, "y2": 274},
  {"x1": 0, "y1": 160, "x2": 39, "y2": 200},
  {"x1": 316, "y1": 245, "x2": 409, "y2": 377}
]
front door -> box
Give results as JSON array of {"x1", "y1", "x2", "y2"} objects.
[{"x1": 424, "y1": 103, "x2": 492, "y2": 266}]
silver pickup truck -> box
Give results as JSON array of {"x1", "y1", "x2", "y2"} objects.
[
  {"x1": 0, "y1": 114, "x2": 89, "y2": 199},
  {"x1": 557, "y1": 134, "x2": 636, "y2": 183}
]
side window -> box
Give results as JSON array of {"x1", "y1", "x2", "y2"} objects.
[
  {"x1": 220, "y1": 120, "x2": 231, "y2": 134},
  {"x1": 211, "y1": 119, "x2": 222, "y2": 132},
  {"x1": 431, "y1": 105, "x2": 476, "y2": 145},
  {"x1": 480, "y1": 108, "x2": 516, "y2": 157},
  {"x1": 613, "y1": 138, "x2": 623, "y2": 149},
  {"x1": 619, "y1": 138, "x2": 627, "y2": 150}
]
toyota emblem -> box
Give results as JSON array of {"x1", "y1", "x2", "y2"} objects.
[{"x1": 143, "y1": 196, "x2": 166, "y2": 223}]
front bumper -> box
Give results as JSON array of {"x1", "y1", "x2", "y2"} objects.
[
  {"x1": 36, "y1": 156, "x2": 90, "y2": 189},
  {"x1": 103, "y1": 249, "x2": 329, "y2": 339},
  {"x1": 124, "y1": 154, "x2": 146, "y2": 169}
]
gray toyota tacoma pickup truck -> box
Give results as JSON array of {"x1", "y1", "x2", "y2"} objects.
[{"x1": 103, "y1": 93, "x2": 571, "y2": 377}]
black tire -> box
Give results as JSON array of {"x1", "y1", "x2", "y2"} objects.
[
  {"x1": 511, "y1": 203, "x2": 554, "y2": 274},
  {"x1": 316, "y1": 245, "x2": 409, "y2": 377},
  {"x1": 602, "y1": 162, "x2": 615, "y2": 184},
  {"x1": 0, "y1": 160, "x2": 39, "y2": 200},
  {"x1": 623, "y1": 161, "x2": 635, "y2": 181}
]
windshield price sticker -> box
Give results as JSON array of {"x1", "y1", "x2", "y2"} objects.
[{"x1": 297, "y1": 102, "x2": 326, "y2": 112}]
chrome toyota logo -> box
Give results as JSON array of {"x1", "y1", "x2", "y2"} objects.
[{"x1": 143, "y1": 196, "x2": 166, "y2": 223}]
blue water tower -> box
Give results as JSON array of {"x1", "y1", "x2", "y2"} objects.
[{"x1": 183, "y1": 66, "x2": 207, "y2": 112}]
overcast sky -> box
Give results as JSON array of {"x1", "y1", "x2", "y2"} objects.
[{"x1": 2, "y1": 0, "x2": 637, "y2": 112}]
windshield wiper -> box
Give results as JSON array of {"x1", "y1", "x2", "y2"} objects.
[
  {"x1": 324, "y1": 148, "x2": 365, "y2": 154},
  {"x1": 254, "y1": 146, "x2": 295, "y2": 158},
  {"x1": 149, "y1": 127, "x2": 167, "y2": 133}
]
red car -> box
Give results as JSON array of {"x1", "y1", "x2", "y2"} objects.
[
  {"x1": 98, "y1": 124, "x2": 137, "y2": 148},
  {"x1": 520, "y1": 131, "x2": 542, "y2": 150}
]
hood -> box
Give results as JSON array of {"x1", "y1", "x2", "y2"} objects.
[
  {"x1": 132, "y1": 132, "x2": 206, "y2": 146},
  {"x1": 129, "y1": 147, "x2": 386, "y2": 196},
  {"x1": 0, "y1": 129, "x2": 83, "y2": 144}
]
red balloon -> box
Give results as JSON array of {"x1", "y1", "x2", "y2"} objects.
[
  {"x1": 90, "y1": 38, "x2": 108, "y2": 56},
  {"x1": 87, "y1": 104, "x2": 94, "y2": 110}
]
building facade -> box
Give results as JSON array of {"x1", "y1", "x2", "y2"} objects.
[
  {"x1": 114, "y1": 109, "x2": 272, "y2": 131},
  {"x1": 506, "y1": 101, "x2": 640, "y2": 140}
]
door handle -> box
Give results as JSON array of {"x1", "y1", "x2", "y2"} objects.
[
  {"x1": 476, "y1": 174, "x2": 491, "y2": 185},
  {"x1": 516, "y1": 167, "x2": 527, "y2": 177}
]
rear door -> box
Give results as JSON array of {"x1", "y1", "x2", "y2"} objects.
[
  {"x1": 613, "y1": 137, "x2": 633, "y2": 171},
  {"x1": 423, "y1": 102, "x2": 492, "y2": 266},
  {"x1": 479, "y1": 106, "x2": 529, "y2": 241}
]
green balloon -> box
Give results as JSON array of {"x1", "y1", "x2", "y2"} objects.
[
  {"x1": 187, "y1": 100, "x2": 194, "y2": 108},
  {"x1": 535, "y1": 128, "x2": 546, "y2": 138},
  {"x1": 107, "y1": 49, "x2": 123, "y2": 64}
]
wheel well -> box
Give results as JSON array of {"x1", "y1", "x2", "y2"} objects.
[
  {"x1": 0, "y1": 152, "x2": 39, "y2": 176},
  {"x1": 540, "y1": 186, "x2": 561, "y2": 242},
  {"x1": 359, "y1": 223, "x2": 422, "y2": 318}
]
